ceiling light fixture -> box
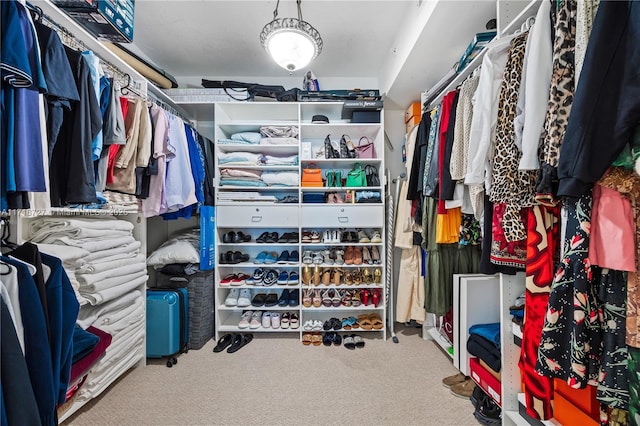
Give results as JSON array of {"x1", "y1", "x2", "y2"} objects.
[{"x1": 260, "y1": 0, "x2": 323, "y2": 72}]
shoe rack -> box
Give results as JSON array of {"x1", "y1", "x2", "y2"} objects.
[{"x1": 213, "y1": 102, "x2": 386, "y2": 342}]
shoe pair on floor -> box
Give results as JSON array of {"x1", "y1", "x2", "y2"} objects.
[
  {"x1": 443, "y1": 371, "x2": 500, "y2": 423},
  {"x1": 212, "y1": 333, "x2": 253, "y2": 354}
]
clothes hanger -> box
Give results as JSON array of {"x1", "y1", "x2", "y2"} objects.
[{"x1": 0, "y1": 218, "x2": 18, "y2": 252}]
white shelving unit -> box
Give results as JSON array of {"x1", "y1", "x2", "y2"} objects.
[{"x1": 213, "y1": 102, "x2": 386, "y2": 341}]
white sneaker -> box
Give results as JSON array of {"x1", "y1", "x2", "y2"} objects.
[
  {"x1": 271, "y1": 312, "x2": 281, "y2": 329},
  {"x1": 237, "y1": 288, "x2": 252, "y2": 307},
  {"x1": 322, "y1": 230, "x2": 331, "y2": 243},
  {"x1": 225, "y1": 288, "x2": 240, "y2": 307},
  {"x1": 238, "y1": 310, "x2": 253, "y2": 328},
  {"x1": 250, "y1": 311, "x2": 263, "y2": 329},
  {"x1": 262, "y1": 311, "x2": 272, "y2": 328}
]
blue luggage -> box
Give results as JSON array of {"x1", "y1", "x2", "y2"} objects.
[{"x1": 146, "y1": 288, "x2": 189, "y2": 367}]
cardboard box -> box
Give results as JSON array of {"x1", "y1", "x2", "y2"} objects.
[
  {"x1": 54, "y1": 0, "x2": 135, "y2": 43},
  {"x1": 405, "y1": 102, "x2": 421, "y2": 123}
]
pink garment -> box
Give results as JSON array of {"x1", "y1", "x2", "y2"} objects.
[
  {"x1": 141, "y1": 106, "x2": 170, "y2": 217},
  {"x1": 589, "y1": 184, "x2": 636, "y2": 271}
]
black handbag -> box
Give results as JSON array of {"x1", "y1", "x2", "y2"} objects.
[
  {"x1": 324, "y1": 135, "x2": 340, "y2": 159},
  {"x1": 365, "y1": 165, "x2": 380, "y2": 187}
]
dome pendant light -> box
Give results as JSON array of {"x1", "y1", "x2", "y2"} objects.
[{"x1": 260, "y1": 0, "x2": 323, "y2": 72}]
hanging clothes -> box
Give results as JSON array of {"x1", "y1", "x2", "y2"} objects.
[
  {"x1": 574, "y1": 0, "x2": 601, "y2": 87},
  {"x1": 557, "y1": 1, "x2": 640, "y2": 199},
  {"x1": 536, "y1": 0, "x2": 577, "y2": 205}
]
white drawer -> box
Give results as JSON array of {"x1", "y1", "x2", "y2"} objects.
[
  {"x1": 216, "y1": 206, "x2": 299, "y2": 227},
  {"x1": 301, "y1": 206, "x2": 383, "y2": 228}
]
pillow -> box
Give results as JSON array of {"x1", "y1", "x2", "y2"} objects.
[{"x1": 147, "y1": 229, "x2": 200, "y2": 269}]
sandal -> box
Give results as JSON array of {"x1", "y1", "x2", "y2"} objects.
[
  {"x1": 311, "y1": 333, "x2": 322, "y2": 346},
  {"x1": 334, "y1": 249, "x2": 345, "y2": 265},
  {"x1": 313, "y1": 264, "x2": 321, "y2": 286},
  {"x1": 371, "y1": 246, "x2": 381, "y2": 264},
  {"x1": 310, "y1": 231, "x2": 321, "y2": 243},
  {"x1": 352, "y1": 269, "x2": 362, "y2": 285},
  {"x1": 302, "y1": 250, "x2": 314, "y2": 264},
  {"x1": 302, "y1": 333, "x2": 313, "y2": 345},
  {"x1": 358, "y1": 314, "x2": 373, "y2": 330},
  {"x1": 312, "y1": 251, "x2": 324, "y2": 264},
  {"x1": 362, "y1": 246, "x2": 372, "y2": 264},
  {"x1": 322, "y1": 249, "x2": 334, "y2": 265},
  {"x1": 303, "y1": 320, "x2": 315, "y2": 331},
  {"x1": 322, "y1": 289, "x2": 333, "y2": 307},
  {"x1": 312, "y1": 289, "x2": 322, "y2": 307},
  {"x1": 332, "y1": 289, "x2": 342, "y2": 307},
  {"x1": 302, "y1": 288, "x2": 312, "y2": 308},
  {"x1": 353, "y1": 247, "x2": 363, "y2": 265},
  {"x1": 344, "y1": 271, "x2": 353, "y2": 286},
  {"x1": 343, "y1": 335, "x2": 356, "y2": 350},
  {"x1": 301, "y1": 231, "x2": 312, "y2": 243},
  {"x1": 370, "y1": 230, "x2": 383, "y2": 244},
  {"x1": 362, "y1": 268, "x2": 372, "y2": 284},
  {"x1": 302, "y1": 265, "x2": 311, "y2": 285},
  {"x1": 353, "y1": 334, "x2": 365, "y2": 348},
  {"x1": 344, "y1": 246, "x2": 354, "y2": 265},
  {"x1": 342, "y1": 317, "x2": 352, "y2": 331},
  {"x1": 369, "y1": 313, "x2": 383, "y2": 330},
  {"x1": 352, "y1": 289, "x2": 361, "y2": 307},
  {"x1": 341, "y1": 290, "x2": 353, "y2": 307}
]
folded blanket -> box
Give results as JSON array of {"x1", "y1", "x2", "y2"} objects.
[
  {"x1": 69, "y1": 326, "x2": 113, "y2": 384},
  {"x1": 219, "y1": 179, "x2": 268, "y2": 187},
  {"x1": 218, "y1": 138, "x2": 254, "y2": 145},
  {"x1": 231, "y1": 132, "x2": 262, "y2": 143},
  {"x1": 79, "y1": 269, "x2": 147, "y2": 292},
  {"x1": 220, "y1": 168, "x2": 262, "y2": 178},
  {"x1": 76, "y1": 260, "x2": 147, "y2": 285},
  {"x1": 218, "y1": 151, "x2": 261, "y2": 164},
  {"x1": 80, "y1": 275, "x2": 148, "y2": 305},
  {"x1": 72, "y1": 325, "x2": 100, "y2": 363},
  {"x1": 262, "y1": 154, "x2": 299, "y2": 165},
  {"x1": 467, "y1": 334, "x2": 501, "y2": 372},
  {"x1": 76, "y1": 290, "x2": 142, "y2": 328},
  {"x1": 31, "y1": 227, "x2": 131, "y2": 242},
  {"x1": 469, "y1": 322, "x2": 501, "y2": 349},
  {"x1": 36, "y1": 235, "x2": 136, "y2": 253},
  {"x1": 260, "y1": 137, "x2": 299, "y2": 145},
  {"x1": 36, "y1": 244, "x2": 90, "y2": 267},
  {"x1": 261, "y1": 171, "x2": 299, "y2": 186},
  {"x1": 260, "y1": 126, "x2": 298, "y2": 138},
  {"x1": 30, "y1": 217, "x2": 132, "y2": 233},
  {"x1": 82, "y1": 241, "x2": 141, "y2": 264},
  {"x1": 76, "y1": 254, "x2": 146, "y2": 275}
]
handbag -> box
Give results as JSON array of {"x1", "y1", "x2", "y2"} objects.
[
  {"x1": 340, "y1": 135, "x2": 357, "y2": 159},
  {"x1": 364, "y1": 165, "x2": 380, "y2": 187},
  {"x1": 354, "y1": 136, "x2": 377, "y2": 159},
  {"x1": 324, "y1": 135, "x2": 340, "y2": 159},
  {"x1": 301, "y1": 163, "x2": 324, "y2": 187},
  {"x1": 345, "y1": 163, "x2": 367, "y2": 187}
]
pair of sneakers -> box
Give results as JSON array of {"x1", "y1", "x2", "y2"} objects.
[
  {"x1": 238, "y1": 310, "x2": 263, "y2": 329},
  {"x1": 225, "y1": 288, "x2": 252, "y2": 307}
]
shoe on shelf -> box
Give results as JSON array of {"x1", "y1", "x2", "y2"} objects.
[
  {"x1": 255, "y1": 251, "x2": 268, "y2": 264},
  {"x1": 281, "y1": 312, "x2": 291, "y2": 329},
  {"x1": 288, "y1": 290, "x2": 299, "y2": 307},
  {"x1": 264, "y1": 251, "x2": 279, "y2": 264},
  {"x1": 277, "y1": 250, "x2": 290, "y2": 264},
  {"x1": 247, "y1": 268, "x2": 265, "y2": 286},
  {"x1": 322, "y1": 230, "x2": 331, "y2": 243},
  {"x1": 290, "y1": 313, "x2": 300, "y2": 329},
  {"x1": 237, "y1": 288, "x2": 252, "y2": 307},
  {"x1": 238, "y1": 311, "x2": 253, "y2": 329},
  {"x1": 265, "y1": 232, "x2": 279, "y2": 243},
  {"x1": 224, "y1": 288, "x2": 240, "y2": 307},
  {"x1": 334, "y1": 249, "x2": 345, "y2": 265},
  {"x1": 278, "y1": 289, "x2": 291, "y2": 307},
  {"x1": 288, "y1": 271, "x2": 299, "y2": 285},
  {"x1": 442, "y1": 372, "x2": 467, "y2": 388},
  {"x1": 301, "y1": 231, "x2": 312, "y2": 243},
  {"x1": 271, "y1": 312, "x2": 281, "y2": 329},
  {"x1": 222, "y1": 231, "x2": 236, "y2": 243},
  {"x1": 256, "y1": 232, "x2": 270, "y2": 243},
  {"x1": 450, "y1": 377, "x2": 476, "y2": 399},
  {"x1": 220, "y1": 273, "x2": 237, "y2": 286},
  {"x1": 287, "y1": 232, "x2": 299, "y2": 243},
  {"x1": 302, "y1": 250, "x2": 314, "y2": 264},
  {"x1": 235, "y1": 231, "x2": 252, "y2": 243},
  {"x1": 261, "y1": 312, "x2": 272, "y2": 328},
  {"x1": 277, "y1": 271, "x2": 290, "y2": 285},
  {"x1": 264, "y1": 293, "x2": 279, "y2": 307},
  {"x1": 353, "y1": 334, "x2": 365, "y2": 348},
  {"x1": 232, "y1": 273, "x2": 250, "y2": 286},
  {"x1": 323, "y1": 332, "x2": 334, "y2": 346},
  {"x1": 371, "y1": 246, "x2": 381, "y2": 264},
  {"x1": 312, "y1": 251, "x2": 324, "y2": 264},
  {"x1": 288, "y1": 250, "x2": 300, "y2": 264},
  {"x1": 277, "y1": 232, "x2": 291, "y2": 243},
  {"x1": 343, "y1": 335, "x2": 356, "y2": 350},
  {"x1": 357, "y1": 229, "x2": 371, "y2": 243},
  {"x1": 310, "y1": 230, "x2": 321, "y2": 243},
  {"x1": 263, "y1": 269, "x2": 279, "y2": 286},
  {"x1": 322, "y1": 250, "x2": 334, "y2": 265},
  {"x1": 249, "y1": 311, "x2": 263, "y2": 329},
  {"x1": 370, "y1": 230, "x2": 383, "y2": 244},
  {"x1": 251, "y1": 292, "x2": 267, "y2": 307}
]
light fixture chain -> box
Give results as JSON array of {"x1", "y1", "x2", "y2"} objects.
[
  {"x1": 297, "y1": 0, "x2": 303, "y2": 22},
  {"x1": 273, "y1": 0, "x2": 280, "y2": 20}
]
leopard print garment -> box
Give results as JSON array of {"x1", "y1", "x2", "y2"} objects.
[
  {"x1": 489, "y1": 31, "x2": 537, "y2": 242},
  {"x1": 536, "y1": 0, "x2": 577, "y2": 206}
]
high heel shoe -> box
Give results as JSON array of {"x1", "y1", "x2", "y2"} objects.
[
  {"x1": 302, "y1": 265, "x2": 311, "y2": 285},
  {"x1": 344, "y1": 271, "x2": 353, "y2": 285},
  {"x1": 362, "y1": 268, "x2": 372, "y2": 284},
  {"x1": 313, "y1": 289, "x2": 322, "y2": 307},
  {"x1": 361, "y1": 289, "x2": 370, "y2": 306},
  {"x1": 302, "y1": 288, "x2": 312, "y2": 308},
  {"x1": 362, "y1": 246, "x2": 372, "y2": 265},
  {"x1": 372, "y1": 289, "x2": 381, "y2": 307},
  {"x1": 322, "y1": 268, "x2": 332, "y2": 285},
  {"x1": 341, "y1": 290, "x2": 353, "y2": 307},
  {"x1": 332, "y1": 289, "x2": 342, "y2": 307},
  {"x1": 322, "y1": 289, "x2": 333, "y2": 307},
  {"x1": 313, "y1": 264, "x2": 321, "y2": 286},
  {"x1": 322, "y1": 249, "x2": 334, "y2": 265},
  {"x1": 333, "y1": 268, "x2": 343, "y2": 285},
  {"x1": 373, "y1": 268, "x2": 382, "y2": 284},
  {"x1": 352, "y1": 289, "x2": 361, "y2": 307},
  {"x1": 334, "y1": 249, "x2": 345, "y2": 265},
  {"x1": 371, "y1": 246, "x2": 381, "y2": 264},
  {"x1": 353, "y1": 247, "x2": 363, "y2": 265},
  {"x1": 353, "y1": 268, "x2": 362, "y2": 285},
  {"x1": 344, "y1": 246, "x2": 354, "y2": 265}
]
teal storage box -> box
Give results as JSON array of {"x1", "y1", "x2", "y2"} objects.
[{"x1": 53, "y1": 0, "x2": 135, "y2": 43}]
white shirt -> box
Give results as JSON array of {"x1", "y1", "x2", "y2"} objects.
[{"x1": 465, "y1": 33, "x2": 519, "y2": 192}]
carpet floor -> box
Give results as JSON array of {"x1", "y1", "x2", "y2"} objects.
[{"x1": 66, "y1": 325, "x2": 478, "y2": 425}]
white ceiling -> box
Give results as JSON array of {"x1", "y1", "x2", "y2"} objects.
[{"x1": 130, "y1": 0, "x2": 498, "y2": 109}]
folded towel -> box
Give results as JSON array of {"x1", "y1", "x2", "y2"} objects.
[
  {"x1": 220, "y1": 168, "x2": 263, "y2": 178},
  {"x1": 260, "y1": 137, "x2": 299, "y2": 145},
  {"x1": 30, "y1": 217, "x2": 132, "y2": 233},
  {"x1": 231, "y1": 132, "x2": 261, "y2": 143},
  {"x1": 76, "y1": 290, "x2": 142, "y2": 329},
  {"x1": 36, "y1": 235, "x2": 136, "y2": 253},
  {"x1": 80, "y1": 275, "x2": 148, "y2": 305},
  {"x1": 76, "y1": 254, "x2": 146, "y2": 275},
  {"x1": 79, "y1": 269, "x2": 147, "y2": 292},
  {"x1": 36, "y1": 244, "x2": 90, "y2": 267},
  {"x1": 82, "y1": 241, "x2": 141, "y2": 264}
]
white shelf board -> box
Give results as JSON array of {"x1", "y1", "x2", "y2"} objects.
[
  {"x1": 301, "y1": 306, "x2": 385, "y2": 311},
  {"x1": 217, "y1": 325, "x2": 301, "y2": 333},
  {"x1": 218, "y1": 306, "x2": 300, "y2": 311},
  {"x1": 427, "y1": 327, "x2": 454, "y2": 358},
  {"x1": 218, "y1": 165, "x2": 299, "y2": 171},
  {"x1": 218, "y1": 186, "x2": 299, "y2": 191},
  {"x1": 217, "y1": 144, "x2": 300, "y2": 153},
  {"x1": 500, "y1": 0, "x2": 542, "y2": 37}
]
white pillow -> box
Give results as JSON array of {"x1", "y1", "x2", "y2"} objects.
[{"x1": 147, "y1": 230, "x2": 200, "y2": 268}]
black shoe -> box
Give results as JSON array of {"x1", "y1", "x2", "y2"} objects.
[
  {"x1": 265, "y1": 232, "x2": 279, "y2": 243},
  {"x1": 227, "y1": 333, "x2": 253, "y2": 353},
  {"x1": 278, "y1": 289, "x2": 291, "y2": 307},
  {"x1": 235, "y1": 231, "x2": 252, "y2": 243},
  {"x1": 264, "y1": 293, "x2": 279, "y2": 307},
  {"x1": 213, "y1": 333, "x2": 234, "y2": 353},
  {"x1": 287, "y1": 232, "x2": 299, "y2": 243},
  {"x1": 288, "y1": 290, "x2": 299, "y2": 307},
  {"x1": 223, "y1": 231, "x2": 236, "y2": 243},
  {"x1": 323, "y1": 332, "x2": 334, "y2": 346},
  {"x1": 219, "y1": 252, "x2": 228, "y2": 264},
  {"x1": 277, "y1": 232, "x2": 290, "y2": 243},
  {"x1": 473, "y1": 391, "x2": 501, "y2": 426},
  {"x1": 251, "y1": 293, "x2": 267, "y2": 307},
  {"x1": 256, "y1": 232, "x2": 270, "y2": 243}
]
